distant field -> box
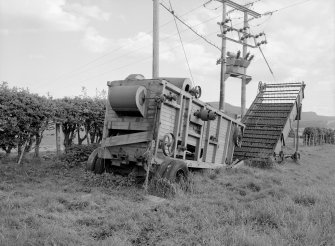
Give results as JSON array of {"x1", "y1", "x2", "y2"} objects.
[{"x1": 0, "y1": 144, "x2": 334, "y2": 245}]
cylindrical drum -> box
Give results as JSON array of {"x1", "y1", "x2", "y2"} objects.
[
  {"x1": 160, "y1": 77, "x2": 192, "y2": 92},
  {"x1": 108, "y1": 85, "x2": 147, "y2": 117}
]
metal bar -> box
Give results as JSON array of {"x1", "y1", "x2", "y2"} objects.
[
  {"x1": 217, "y1": 35, "x2": 257, "y2": 48},
  {"x1": 257, "y1": 96, "x2": 297, "y2": 98},
  {"x1": 215, "y1": 0, "x2": 261, "y2": 18},
  {"x1": 264, "y1": 84, "x2": 304, "y2": 87}
]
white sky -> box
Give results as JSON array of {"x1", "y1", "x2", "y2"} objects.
[{"x1": 0, "y1": 0, "x2": 334, "y2": 116}]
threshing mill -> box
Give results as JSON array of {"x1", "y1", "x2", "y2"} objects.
[{"x1": 87, "y1": 75, "x2": 244, "y2": 180}]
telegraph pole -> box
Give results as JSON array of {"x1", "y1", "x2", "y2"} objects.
[
  {"x1": 241, "y1": 11, "x2": 248, "y2": 117},
  {"x1": 152, "y1": 0, "x2": 159, "y2": 78},
  {"x1": 219, "y1": 2, "x2": 227, "y2": 111},
  {"x1": 216, "y1": 0, "x2": 264, "y2": 118}
]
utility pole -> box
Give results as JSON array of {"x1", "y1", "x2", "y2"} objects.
[
  {"x1": 241, "y1": 11, "x2": 248, "y2": 117},
  {"x1": 219, "y1": 2, "x2": 227, "y2": 111},
  {"x1": 216, "y1": 0, "x2": 264, "y2": 118},
  {"x1": 152, "y1": 0, "x2": 159, "y2": 78}
]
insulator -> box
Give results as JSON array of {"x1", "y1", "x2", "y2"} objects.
[
  {"x1": 236, "y1": 50, "x2": 241, "y2": 59},
  {"x1": 245, "y1": 52, "x2": 250, "y2": 59},
  {"x1": 248, "y1": 55, "x2": 254, "y2": 61}
]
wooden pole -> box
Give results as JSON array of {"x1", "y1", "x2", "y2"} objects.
[
  {"x1": 241, "y1": 11, "x2": 248, "y2": 117},
  {"x1": 56, "y1": 123, "x2": 61, "y2": 156},
  {"x1": 219, "y1": 1, "x2": 227, "y2": 111},
  {"x1": 152, "y1": 0, "x2": 159, "y2": 78},
  {"x1": 295, "y1": 107, "x2": 300, "y2": 152}
]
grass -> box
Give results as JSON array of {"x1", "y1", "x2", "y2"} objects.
[{"x1": 0, "y1": 144, "x2": 335, "y2": 245}]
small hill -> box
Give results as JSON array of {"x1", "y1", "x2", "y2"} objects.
[{"x1": 207, "y1": 101, "x2": 335, "y2": 129}]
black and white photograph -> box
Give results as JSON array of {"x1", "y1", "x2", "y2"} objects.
[{"x1": 0, "y1": 0, "x2": 334, "y2": 245}]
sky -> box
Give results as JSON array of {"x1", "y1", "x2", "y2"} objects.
[{"x1": 0, "y1": 0, "x2": 334, "y2": 116}]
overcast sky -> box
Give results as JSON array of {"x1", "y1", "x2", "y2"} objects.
[{"x1": 0, "y1": 0, "x2": 334, "y2": 116}]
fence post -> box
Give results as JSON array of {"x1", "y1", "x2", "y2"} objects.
[{"x1": 56, "y1": 123, "x2": 61, "y2": 156}]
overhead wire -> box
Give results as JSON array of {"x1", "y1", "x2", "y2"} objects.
[
  {"x1": 52, "y1": 1, "x2": 206, "y2": 82},
  {"x1": 75, "y1": 30, "x2": 220, "y2": 85},
  {"x1": 54, "y1": 8, "x2": 226, "y2": 82},
  {"x1": 168, "y1": 0, "x2": 195, "y2": 85},
  {"x1": 54, "y1": 0, "x2": 263, "y2": 83},
  {"x1": 160, "y1": 1, "x2": 220, "y2": 50},
  {"x1": 258, "y1": 46, "x2": 276, "y2": 82},
  {"x1": 249, "y1": 0, "x2": 316, "y2": 82},
  {"x1": 58, "y1": 0, "x2": 272, "y2": 85}
]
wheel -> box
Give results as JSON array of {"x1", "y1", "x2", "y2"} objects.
[
  {"x1": 189, "y1": 86, "x2": 202, "y2": 99},
  {"x1": 158, "y1": 160, "x2": 189, "y2": 182},
  {"x1": 162, "y1": 133, "x2": 176, "y2": 157},
  {"x1": 86, "y1": 148, "x2": 99, "y2": 172},
  {"x1": 155, "y1": 159, "x2": 174, "y2": 178},
  {"x1": 94, "y1": 158, "x2": 105, "y2": 174},
  {"x1": 193, "y1": 86, "x2": 202, "y2": 99}
]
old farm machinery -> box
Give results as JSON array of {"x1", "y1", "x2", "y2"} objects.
[
  {"x1": 233, "y1": 81, "x2": 305, "y2": 162},
  {"x1": 87, "y1": 76, "x2": 244, "y2": 180},
  {"x1": 86, "y1": 0, "x2": 306, "y2": 180}
]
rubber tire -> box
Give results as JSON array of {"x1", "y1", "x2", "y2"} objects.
[
  {"x1": 86, "y1": 148, "x2": 99, "y2": 172},
  {"x1": 94, "y1": 158, "x2": 105, "y2": 174},
  {"x1": 163, "y1": 160, "x2": 189, "y2": 182},
  {"x1": 155, "y1": 159, "x2": 174, "y2": 178}
]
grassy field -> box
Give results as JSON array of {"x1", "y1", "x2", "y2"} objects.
[{"x1": 0, "y1": 144, "x2": 334, "y2": 246}]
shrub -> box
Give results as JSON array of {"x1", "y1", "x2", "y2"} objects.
[{"x1": 60, "y1": 144, "x2": 100, "y2": 167}]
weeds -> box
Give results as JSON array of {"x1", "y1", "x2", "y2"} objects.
[
  {"x1": 0, "y1": 144, "x2": 335, "y2": 245},
  {"x1": 147, "y1": 177, "x2": 177, "y2": 199},
  {"x1": 147, "y1": 172, "x2": 197, "y2": 199},
  {"x1": 293, "y1": 193, "x2": 317, "y2": 206},
  {"x1": 245, "y1": 157, "x2": 275, "y2": 169}
]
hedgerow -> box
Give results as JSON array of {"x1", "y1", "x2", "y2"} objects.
[{"x1": 0, "y1": 82, "x2": 106, "y2": 159}]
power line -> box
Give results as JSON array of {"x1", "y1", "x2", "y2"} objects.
[
  {"x1": 75, "y1": 30, "x2": 220, "y2": 85},
  {"x1": 52, "y1": 1, "x2": 206, "y2": 82},
  {"x1": 55, "y1": 0, "x2": 263, "y2": 83},
  {"x1": 160, "y1": 1, "x2": 220, "y2": 50},
  {"x1": 246, "y1": 0, "x2": 316, "y2": 23},
  {"x1": 168, "y1": 0, "x2": 194, "y2": 84},
  {"x1": 54, "y1": 12, "x2": 224, "y2": 82},
  {"x1": 258, "y1": 46, "x2": 276, "y2": 82}
]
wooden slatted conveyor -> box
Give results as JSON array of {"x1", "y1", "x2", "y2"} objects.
[{"x1": 234, "y1": 82, "x2": 305, "y2": 160}]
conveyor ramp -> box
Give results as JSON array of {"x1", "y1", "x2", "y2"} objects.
[{"x1": 234, "y1": 82, "x2": 305, "y2": 160}]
